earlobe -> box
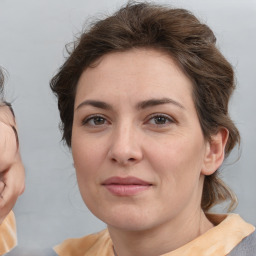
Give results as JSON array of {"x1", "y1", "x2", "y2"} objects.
[{"x1": 202, "y1": 128, "x2": 229, "y2": 176}]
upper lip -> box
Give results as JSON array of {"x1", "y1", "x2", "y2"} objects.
[{"x1": 102, "y1": 176, "x2": 152, "y2": 185}]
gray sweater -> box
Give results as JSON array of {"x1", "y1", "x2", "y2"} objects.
[{"x1": 228, "y1": 231, "x2": 256, "y2": 255}]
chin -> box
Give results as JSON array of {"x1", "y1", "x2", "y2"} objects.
[
  {"x1": 93, "y1": 205, "x2": 156, "y2": 232},
  {"x1": 107, "y1": 217, "x2": 153, "y2": 232}
]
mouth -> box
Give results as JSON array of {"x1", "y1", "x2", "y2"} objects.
[{"x1": 102, "y1": 176, "x2": 153, "y2": 196}]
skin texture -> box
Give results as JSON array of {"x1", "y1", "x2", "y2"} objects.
[
  {"x1": 0, "y1": 104, "x2": 25, "y2": 224},
  {"x1": 72, "y1": 48, "x2": 228, "y2": 256}
]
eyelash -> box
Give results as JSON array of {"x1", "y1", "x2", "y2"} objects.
[
  {"x1": 146, "y1": 113, "x2": 175, "y2": 127},
  {"x1": 82, "y1": 113, "x2": 175, "y2": 128},
  {"x1": 82, "y1": 114, "x2": 109, "y2": 127}
]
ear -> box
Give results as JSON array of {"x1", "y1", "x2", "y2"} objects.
[{"x1": 201, "y1": 128, "x2": 229, "y2": 176}]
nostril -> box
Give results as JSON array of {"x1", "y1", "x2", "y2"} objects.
[
  {"x1": 111, "y1": 158, "x2": 117, "y2": 163},
  {"x1": 110, "y1": 157, "x2": 136, "y2": 165}
]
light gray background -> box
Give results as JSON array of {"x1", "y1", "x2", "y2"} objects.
[{"x1": 0, "y1": 0, "x2": 255, "y2": 249}]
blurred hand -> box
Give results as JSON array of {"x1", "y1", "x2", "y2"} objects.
[{"x1": 0, "y1": 105, "x2": 25, "y2": 224}]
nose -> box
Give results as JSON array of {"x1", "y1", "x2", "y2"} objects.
[{"x1": 108, "y1": 123, "x2": 143, "y2": 166}]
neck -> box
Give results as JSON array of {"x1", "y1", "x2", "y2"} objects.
[{"x1": 108, "y1": 209, "x2": 213, "y2": 256}]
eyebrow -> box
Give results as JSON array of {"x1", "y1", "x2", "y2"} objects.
[
  {"x1": 76, "y1": 97, "x2": 185, "y2": 111},
  {"x1": 136, "y1": 98, "x2": 185, "y2": 110},
  {"x1": 76, "y1": 100, "x2": 112, "y2": 110}
]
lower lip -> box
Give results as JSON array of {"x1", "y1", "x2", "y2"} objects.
[{"x1": 103, "y1": 184, "x2": 151, "y2": 196}]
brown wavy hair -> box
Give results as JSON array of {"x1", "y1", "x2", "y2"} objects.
[
  {"x1": 0, "y1": 68, "x2": 4, "y2": 95},
  {"x1": 50, "y1": 2, "x2": 240, "y2": 211}
]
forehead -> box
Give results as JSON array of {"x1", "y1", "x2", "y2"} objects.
[{"x1": 75, "y1": 48, "x2": 194, "y2": 106}]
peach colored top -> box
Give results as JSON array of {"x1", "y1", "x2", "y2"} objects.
[
  {"x1": 0, "y1": 211, "x2": 17, "y2": 255},
  {"x1": 54, "y1": 214, "x2": 255, "y2": 256}
]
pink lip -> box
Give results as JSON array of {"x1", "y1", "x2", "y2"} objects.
[{"x1": 102, "y1": 176, "x2": 152, "y2": 196}]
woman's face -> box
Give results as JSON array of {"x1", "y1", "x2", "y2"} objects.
[{"x1": 72, "y1": 48, "x2": 213, "y2": 231}]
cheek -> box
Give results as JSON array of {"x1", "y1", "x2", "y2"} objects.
[
  {"x1": 72, "y1": 133, "x2": 107, "y2": 191},
  {"x1": 73, "y1": 140, "x2": 97, "y2": 178},
  {"x1": 146, "y1": 134, "x2": 205, "y2": 191},
  {"x1": 147, "y1": 140, "x2": 205, "y2": 216},
  {"x1": 72, "y1": 134, "x2": 110, "y2": 218}
]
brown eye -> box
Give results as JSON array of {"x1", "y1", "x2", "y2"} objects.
[
  {"x1": 154, "y1": 116, "x2": 168, "y2": 125},
  {"x1": 82, "y1": 115, "x2": 108, "y2": 126},
  {"x1": 92, "y1": 116, "x2": 105, "y2": 125},
  {"x1": 147, "y1": 114, "x2": 174, "y2": 126}
]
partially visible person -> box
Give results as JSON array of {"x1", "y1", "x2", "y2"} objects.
[{"x1": 0, "y1": 67, "x2": 25, "y2": 255}]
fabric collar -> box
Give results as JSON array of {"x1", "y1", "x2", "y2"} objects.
[
  {"x1": 54, "y1": 214, "x2": 255, "y2": 256},
  {"x1": 160, "y1": 214, "x2": 255, "y2": 256}
]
